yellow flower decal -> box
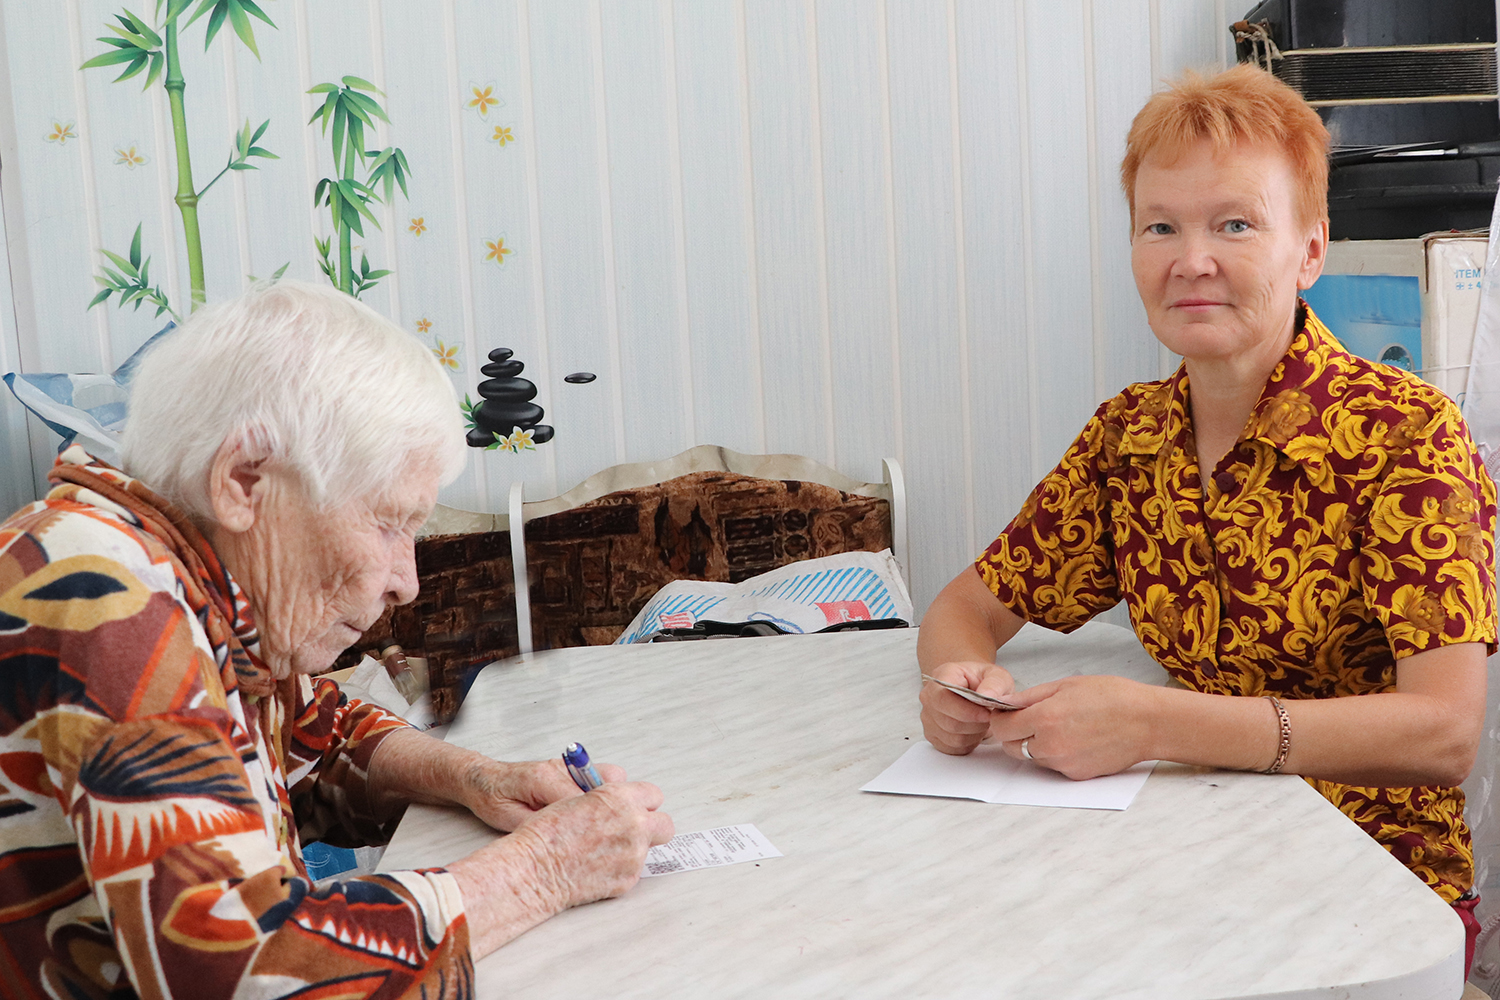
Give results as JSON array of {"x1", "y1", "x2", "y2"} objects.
[
  {"x1": 408, "y1": 216, "x2": 428, "y2": 236},
  {"x1": 466, "y1": 83, "x2": 502, "y2": 119},
  {"x1": 114, "y1": 143, "x2": 147, "y2": 169},
  {"x1": 483, "y1": 237, "x2": 513, "y2": 265},
  {"x1": 506, "y1": 428, "x2": 535, "y2": 452},
  {"x1": 45, "y1": 121, "x2": 77, "y2": 145},
  {"x1": 415, "y1": 318, "x2": 432, "y2": 334},
  {"x1": 432, "y1": 339, "x2": 462, "y2": 373},
  {"x1": 488, "y1": 125, "x2": 515, "y2": 147}
]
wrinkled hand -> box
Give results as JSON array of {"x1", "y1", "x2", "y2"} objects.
[
  {"x1": 919, "y1": 661, "x2": 1016, "y2": 755},
  {"x1": 462, "y1": 758, "x2": 628, "y2": 832},
  {"x1": 989, "y1": 675, "x2": 1154, "y2": 780},
  {"x1": 505, "y1": 780, "x2": 675, "y2": 912}
]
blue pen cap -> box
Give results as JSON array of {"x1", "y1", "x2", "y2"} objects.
[{"x1": 562, "y1": 742, "x2": 603, "y2": 791}]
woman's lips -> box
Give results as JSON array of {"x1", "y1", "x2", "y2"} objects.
[{"x1": 1172, "y1": 298, "x2": 1224, "y2": 309}]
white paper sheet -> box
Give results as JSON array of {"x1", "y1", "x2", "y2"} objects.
[
  {"x1": 640, "y1": 823, "x2": 783, "y2": 877},
  {"x1": 861, "y1": 743, "x2": 1156, "y2": 811}
]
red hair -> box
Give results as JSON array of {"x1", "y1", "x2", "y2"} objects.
[{"x1": 1121, "y1": 63, "x2": 1330, "y2": 228}]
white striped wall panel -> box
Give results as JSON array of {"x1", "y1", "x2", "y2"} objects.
[
  {"x1": 885, "y1": 0, "x2": 970, "y2": 609},
  {"x1": 954, "y1": 0, "x2": 1036, "y2": 551},
  {"x1": 0, "y1": 0, "x2": 1231, "y2": 613},
  {"x1": 744, "y1": 1, "x2": 834, "y2": 467},
  {"x1": 814, "y1": 0, "x2": 900, "y2": 485},
  {"x1": 674, "y1": 0, "x2": 765, "y2": 456},
  {"x1": 0, "y1": 165, "x2": 33, "y2": 515},
  {"x1": 599, "y1": 0, "x2": 697, "y2": 467}
]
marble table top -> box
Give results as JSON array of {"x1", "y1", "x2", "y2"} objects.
[{"x1": 379, "y1": 621, "x2": 1465, "y2": 999}]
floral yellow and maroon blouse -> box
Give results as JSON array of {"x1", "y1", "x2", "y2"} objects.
[{"x1": 977, "y1": 304, "x2": 1498, "y2": 903}]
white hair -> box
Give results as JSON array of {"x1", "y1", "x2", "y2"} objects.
[{"x1": 121, "y1": 280, "x2": 467, "y2": 519}]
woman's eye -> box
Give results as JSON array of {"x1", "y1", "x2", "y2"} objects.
[
  {"x1": 1145, "y1": 223, "x2": 1172, "y2": 236},
  {"x1": 1225, "y1": 219, "x2": 1251, "y2": 234}
]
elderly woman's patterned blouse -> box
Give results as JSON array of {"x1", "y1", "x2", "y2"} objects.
[
  {"x1": 977, "y1": 305, "x2": 1498, "y2": 903},
  {"x1": 0, "y1": 448, "x2": 472, "y2": 999}
]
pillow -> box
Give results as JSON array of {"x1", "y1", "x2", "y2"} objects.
[{"x1": 2, "y1": 323, "x2": 173, "y2": 466}]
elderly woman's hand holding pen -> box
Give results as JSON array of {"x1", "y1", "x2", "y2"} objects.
[
  {"x1": 362, "y1": 731, "x2": 674, "y2": 956},
  {"x1": 449, "y1": 774, "x2": 674, "y2": 956}
]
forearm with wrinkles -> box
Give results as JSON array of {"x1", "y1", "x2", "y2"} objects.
[
  {"x1": 445, "y1": 827, "x2": 564, "y2": 959},
  {"x1": 365, "y1": 727, "x2": 491, "y2": 821}
]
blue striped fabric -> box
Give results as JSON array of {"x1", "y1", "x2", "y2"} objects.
[
  {"x1": 738, "y1": 567, "x2": 898, "y2": 620},
  {"x1": 618, "y1": 561, "x2": 906, "y2": 644},
  {"x1": 619, "y1": 591, "x2": 728, "y2": 643}
]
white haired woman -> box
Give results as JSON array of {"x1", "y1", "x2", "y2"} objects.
[{"x1": 0, "y1": 281, "x2": 672, "y2": 999}]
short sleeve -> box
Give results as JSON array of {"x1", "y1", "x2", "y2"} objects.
[
  {"x1": 976, "y1": 406, "x2": 1122, "y2": 631},
  {"x1": 1360, "y1": 400, "x2": 1498, "y2": 659}
]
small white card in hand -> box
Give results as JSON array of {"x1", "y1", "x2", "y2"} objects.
[
  {"x1": 862, "y1": 743, "x2": 1155, "y2": 811},
  {"x1": 641, "y1": 823, "x2": 783, "y2": 877},
  {"x1": 920, "y1": 674, "x2": 1020, "y2": 711}
]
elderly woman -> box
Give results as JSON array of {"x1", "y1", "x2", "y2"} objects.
[
  {"x1": 919, "y1": 64, "x2": 1494, "y2": 971},
  {"x1": 0, "y1": 281, "x2": 672, "y2": 998}
]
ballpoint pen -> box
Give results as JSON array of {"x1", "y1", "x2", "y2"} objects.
[{"x1": 562, "y1": 742, "x2": 603, "y2": 791}]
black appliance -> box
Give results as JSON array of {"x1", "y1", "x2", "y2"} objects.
[{"x1": 1234, "y1": 0, "x2": 1500, "y2": 238}]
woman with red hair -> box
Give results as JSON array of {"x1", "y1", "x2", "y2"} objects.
[{"x1": 919, "y1": 64, "x2": 1494, "y2": 972}]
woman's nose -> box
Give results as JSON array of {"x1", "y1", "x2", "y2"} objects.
[
  {"x1": 1172, "y1": 232, "x2": 1217, "y2": 279},
  {"x1": 387, "y1": 537, "x2": 419, "y2": 605}
]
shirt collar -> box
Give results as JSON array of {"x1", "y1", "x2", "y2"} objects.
[{"x1": 1115, "y1": 302, "x2": 1340, "y2": 470}]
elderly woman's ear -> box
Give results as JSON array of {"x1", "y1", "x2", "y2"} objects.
[{"x1": 207, "y1": 433, "x2": 277, "y2": 533}]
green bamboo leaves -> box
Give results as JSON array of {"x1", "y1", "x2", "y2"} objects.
[
  {"x1": 183, "y1": 0, "x2": 275, "y2": 58},
  {"x1": 197, "y1": 118, "x2": 278, "y2": 198},
  {"x1": 83, "y1": 1, "x2": 277, "y2": 316},
  {"x1": 89, "y1": 224, "x2": 178, "y2": 321},
  {"x1": 350, "y1": 254, "x2": 394, "y2": 297},
  {"x1": 81, "y1": 4, "x2": 408, "y2": 317},
  {"x1": 80, "y1": 11, "x2": 164, "y2": 89},
  {"x1": 366, "y1": 146, "x2": 412, "y2": 205},
  {"x1": 309, "y1": 77, "x2": 411, "y2": 298},
  {"x1": 309, "y1": 77, "x2": 385, "y2": 176}
]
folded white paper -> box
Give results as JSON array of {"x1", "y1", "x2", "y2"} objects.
[
  {"x1": 641, "y1": 823, "x2": 783, "y2": 877},
  {"x1": 861, "y1": 743, "x2": 1155, "y2": 811}
]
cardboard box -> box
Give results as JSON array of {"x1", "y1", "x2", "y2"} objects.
[
  {"x1": 1423, "y1": 234, "x2": 1486, "y2": 405},
  {"x1": 1318, "y1": 233, "x2": 1487, "y2": 405}
]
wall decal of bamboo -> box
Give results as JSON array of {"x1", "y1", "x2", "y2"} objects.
[
  {"x1": 308, "y1": 76, "x2": 410, "y2": 300},
  {"x1": 81, "y1": 0, "x2": 277, "y2": 316}
]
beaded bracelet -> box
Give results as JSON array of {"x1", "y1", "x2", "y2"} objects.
[{"x1": 1262, "y1": 695, "x2": 1291, "y2": 774}]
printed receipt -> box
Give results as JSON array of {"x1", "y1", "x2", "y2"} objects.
[{"x1": 640, "y1": 823, "x2": 782, "y2": 877}]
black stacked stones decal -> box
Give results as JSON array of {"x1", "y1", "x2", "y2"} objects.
[{"x1": 467, "y1": 348, "x2": 555, "y2": 449}]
